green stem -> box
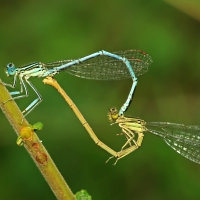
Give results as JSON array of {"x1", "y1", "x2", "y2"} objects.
[{"x1": 0, "y1": 79, "x2": 75, "y2": 200}]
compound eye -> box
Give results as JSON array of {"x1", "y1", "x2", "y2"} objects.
[
  {"x1": 5, "y1": 63, "x2": 16, "y2": 76},
  {"x1": 7, "y1": 63, "x2": 14, "y2": 68},
  {"x1": 109, "y1": 107, "x2": 117, "y2": 115}
]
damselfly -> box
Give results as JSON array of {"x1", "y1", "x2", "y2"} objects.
[
  {"x1": 108, "y1": 108, "x2": 200, "y2": 165},
  {"x1": 2, "y1": 50, "x2": 152, "y2": 122}
]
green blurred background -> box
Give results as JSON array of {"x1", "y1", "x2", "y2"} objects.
[{"x1": 1, "y1": 0, "x2": 200, "y2": 199}]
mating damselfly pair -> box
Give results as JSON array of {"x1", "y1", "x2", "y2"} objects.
[
  {"x1": 3, "y1": 49, "x2": 200, "y2": 165},
  {"x1": 2, "y1": 50, "x2": 152, "y2": 122}
]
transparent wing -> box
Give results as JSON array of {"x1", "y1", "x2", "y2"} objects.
[
  {"x1": 44, "y1": 50, "x2": 152, "y2": 80},
  {"x1": 146, "y1": 122, "x2": 200, "y2": 164}
]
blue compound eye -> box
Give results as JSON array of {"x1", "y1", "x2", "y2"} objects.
[{"x1": 6, "y1": 63, "x2": 16, "y2": 76}]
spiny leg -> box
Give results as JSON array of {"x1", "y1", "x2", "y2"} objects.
[
  {"x1": 20, "y1": 78, "x2": 42, "y2": 123},
  {"x1": 2, "y1": 73, "x2": 24, "y2": 104},
  {"x1": 115, "y1": 132, "x2": 144, "y2": 165},
  {"x1": 3, "y1": 75, "x2": 29, "y2": 104},
  {"x1": 112, "y1": 119, "x2": 136, "y2": 148},
  {"x1": 3, "y1": 75, "x2": 43, "y2": 123},
  {"x1": 106, "y1": 132, "x2": 144, "y2": 165},
  {"x1": 116, "y1": 121, "x2": 138, "y2": 149},
  {"x1": 120, "y1": 128, "x2": 137, "y2": 150},
  {"x1": 1, "y1": 72, "x2": 17, "y2": 89}
]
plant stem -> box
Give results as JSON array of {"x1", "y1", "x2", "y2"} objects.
[{"x1": 0, "y1": 79, "x2": 75, "y2": 200}]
